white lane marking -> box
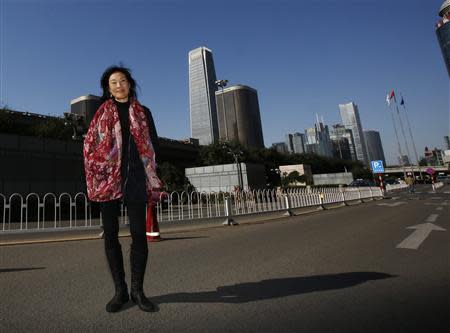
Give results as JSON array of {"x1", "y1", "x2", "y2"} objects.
[
  {"x1": 426, "y1": 214, "x2": 439, "y2": 222},
  {"x1": 435, "y1": 207, "x2": 443, "y2": 211},
  {"x1": 397, "y1": 223, "x2": 446, "y2": 250},
  {"x1": 391, "y1": 196, "x2": 400, "y2": 200},
  {"x1": 444, "y1": 191, "x2": 450, "y2": 194},
  {"x1": 431, "y1": 197, "x2": 443, "y2": 200},
  {"x1": 377, "y1": 202, "x2": 407, "y2": 207},
  {"x1": 424, "y1": 203, "x2": 449, "y2": 206}
]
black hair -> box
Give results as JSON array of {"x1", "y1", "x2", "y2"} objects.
[{"x1": 100, "y1": 65, "x2": 137, "y2": 101}]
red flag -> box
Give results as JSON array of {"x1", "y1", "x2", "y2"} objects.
[{"x1": 389, "y1": 90, "x2": 396, "y2": 102}]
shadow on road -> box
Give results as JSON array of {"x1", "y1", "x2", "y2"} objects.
[
  {"x1": 152, "y1": 272, "x2": 396, "y2": 305},
  {"x1": 0, "y1": 267, "x2": 46, "y2": 273}
]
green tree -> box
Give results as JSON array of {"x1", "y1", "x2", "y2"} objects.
[{"x1": 158, "y1": 161, "x2": 194, "y2": 193}]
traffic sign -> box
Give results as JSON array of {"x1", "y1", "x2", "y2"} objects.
[{"x1": 371, "y1": 160, "x2": 384, "y2": 173}]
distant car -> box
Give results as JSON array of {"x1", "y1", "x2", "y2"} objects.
[
  {"x1": 436, "y1": 175, "x2": 450, "y2": 184},
  {"x1": 348, "y1": 179, "x2": 376, "y2": 187},
  {"x1": 384, "y1": 179, "x2": 400, "y2": 185}
]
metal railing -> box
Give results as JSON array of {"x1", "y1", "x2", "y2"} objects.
[{"x1": 0, "y1": 186, "x2": 384, "y2": 232}]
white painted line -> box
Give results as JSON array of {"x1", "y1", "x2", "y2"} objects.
[
  {"x1": 424, "y1": 203, "x2": 449, "y2": 206},
  {"x1": 397, "y1": 223, "x2": 446, "y2": 250},
  {"x1": 444, "y1": 191, "x2": 450, "y2": 194},
  {"x1": 426, "y1": 214, "x2": 439, "y2": 222},
  {"x1": 436, "y1": 207, "x2": 443, "y2": 211},
  {"x1": 431, "y1": 197, "x2": 443, "y2": 200},
  {"x1": 391, "y1": 196, "x2": 400, "y2": 200}
]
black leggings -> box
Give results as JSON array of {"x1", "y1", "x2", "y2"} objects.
[{"x1": 100, "y1": 200, "x2": 148, "y2": 255}]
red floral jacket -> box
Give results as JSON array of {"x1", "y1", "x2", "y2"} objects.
[{"x1": 83, "y1": 99, "x2": 162, "y2": 202}]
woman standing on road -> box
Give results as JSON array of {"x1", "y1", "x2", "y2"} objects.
[{"x1": 83, "y1": 65, "x2": 162, "y2": 313}]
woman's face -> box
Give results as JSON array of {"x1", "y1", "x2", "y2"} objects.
[{"x1": 108, "y1": 72, "x2": 130, "y2": 102}]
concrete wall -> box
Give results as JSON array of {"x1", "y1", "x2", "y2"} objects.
[
  {"x1": 313, "y1": 172, "x2": 354, "y2": 185},
  {"x1": 0, "y1": 133, "x2": 85, "y2": 196},
  {"x1": 185, "y1": 163, "x2": 266, "y2": 192}
]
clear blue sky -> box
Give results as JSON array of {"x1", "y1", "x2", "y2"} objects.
[{"x1": 1, "y1": 0, "x2": 448, "y2": 165}]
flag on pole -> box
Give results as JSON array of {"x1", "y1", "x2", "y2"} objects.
[
  {"x1": 389, "y1": 90, "x2": 396, "y2": 102},
  {"x1": 400, "y1": 97, "x2": 404, "y2": 106}
]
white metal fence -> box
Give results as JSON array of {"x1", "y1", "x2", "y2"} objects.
[{"x1": 0, "y1": 186, "x2": 384, "y2": 232}]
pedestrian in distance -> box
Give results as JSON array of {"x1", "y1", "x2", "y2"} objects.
[
  {"x1": 83, "y1": 65, "x2": 163, "y2": 313},
  {"x1": 405, "y1": 173, "x2": 415, "y2": 194}
]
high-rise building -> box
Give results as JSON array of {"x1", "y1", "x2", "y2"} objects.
[
  {"x1": 272, "y1": 142, "x2": 288, "y2": 154},
  {"x1": 305, "y1": 119, "x2": 333, "y2": 158},
  {"x1": 189, "y1": 47, "x2": 219, "y2": 145},
  {"x1": 444, "y1": 135, "x2": 450, "y2": 150},
  {"x1": 329, "y1": 124, "x2": 357, "y2": 161},
  {"x1": 70, "y1": 95, "x2": 102, "y2": 125},
  {"x1": 364, "y1": 130, "x2": 386, "y2": 166},
  {"x1": 436, "y1": 1, "x2": 450, "y2": 76},
  {"x1": 339, "y1": 102, "x2": 368, "y2": 165},
  {"x1": 215, "y1": 85, "x2": 264, "y2": 149},
  {"x1": 285, "y1": 132, "x2": 306, "y2": 154}
]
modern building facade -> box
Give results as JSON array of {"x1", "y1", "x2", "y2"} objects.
[
  {"x1": 70, "y1": 95, "x2": 102, "y2": 126},
  {"x1": 364, "y1": 130, "x2": 386, "y2": 166},
  {"x1": 444, "y1": 135, "x2": 450, "y2": 150},
  {"x1": 305, "y1": 120, "x2": 333, "y2": 158},
  {"x1": 285, "y1": 132, "x2": 306, "y2": 154},
  {"x1": 436, "y1": 0, "x2": 450, "y2": 76},
  {"x1": 189, "y1": 47, "x2": 219, "y2": 145},
  {"x1": 272, "y1": 142, "x2": 288, "y2": 154},
  {"x1": 329, "y1": 124, "x2": 356, "y2": 161},
  {"x1": 215, "y1": 85, "x2": 264, "y2": 149},
  {"x1": 339, "y1": 102, "x2": 368, "y2": 165}
]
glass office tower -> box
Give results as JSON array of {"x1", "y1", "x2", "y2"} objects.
[
  {"x1": 339, "y1": 102, "x2": 368, "y2": 165},
  {"x1": 436, "y1": 0, "x2": 450, "y2": 76},
  {"x1": 364, "y1": 130, "x2": 386, "y2": 166},
  {"x1": 189, "y1": 47, "x2": 219, "y2": 145}
]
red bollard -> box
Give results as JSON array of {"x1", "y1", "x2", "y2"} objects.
[{"x1": 146, "y1": 203, "x2": 161, "y2": 242}]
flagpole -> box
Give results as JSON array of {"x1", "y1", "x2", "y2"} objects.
[
  {"x1": 400, "y1": 94, "x2": 423, "y2": 180},
  {"x1": 393, "y1": 97, "x2": 415, "y2": 176},
  {"x1": 387, "y1": 93, "x2": 407, "y2": 178}
]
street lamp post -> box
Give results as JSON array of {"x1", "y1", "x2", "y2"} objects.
[
  {"x1": 215, "y1": 79, "x2": 228, "y2": 140},
  {"x1": 221, "y1": 142, "x2": 243, "y2": 190}
]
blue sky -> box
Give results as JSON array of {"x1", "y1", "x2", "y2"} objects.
[{"x1": 1, "y1": 0, "x2": 448, "y2": 165}]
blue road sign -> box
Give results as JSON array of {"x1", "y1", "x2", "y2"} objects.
[{"x1": 370, "y1": 160, "x2": 384, "y2": 173}]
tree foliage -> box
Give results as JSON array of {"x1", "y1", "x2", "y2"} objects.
[
  {"x1": 198, "y1": 140, "x2": 371, "y2": 185},
  {"x1": 157, "y1": 161, "x2": 194, "y2": 193},
  {"x1": 0, "y1": 108, "x2": 73, "y2": 140}
]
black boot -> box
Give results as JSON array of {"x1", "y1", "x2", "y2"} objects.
[
  {"x1": 105, "y1": 246, "x2": 129, "y2": 313},
  {"x1": 130, "y1": 248, "x2": 156, "y2": 312}
]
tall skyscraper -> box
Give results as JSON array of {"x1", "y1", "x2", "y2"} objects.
[
  {"x1": 436, "y1": 0, "x2": 450, "y2": 76},
  {"x1": 444, "y1": 135, "x2": 450, "y2": 150},
  {"x1": 364, "y1": 130, "x2": 386, "y2": 166},
  {"x1": 329, "y1": 124, "x2": 357, "y2": 161},
  {"x1": 305, "y1": 119, "x2": 333, "y2": 158},
  {"x1": 339, "y1": 102, "x2": 368, "y2": 165},
  {"x1": 189, "y1": 47, "x2": 219, "y2": 145},
  {"x1": 215, "y1": 85, "x2": 264, "y2": 149}
]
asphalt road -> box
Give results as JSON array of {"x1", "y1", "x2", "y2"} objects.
[{"x1": 1, "y1": 185, "x2": 449, "y2": 332}]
